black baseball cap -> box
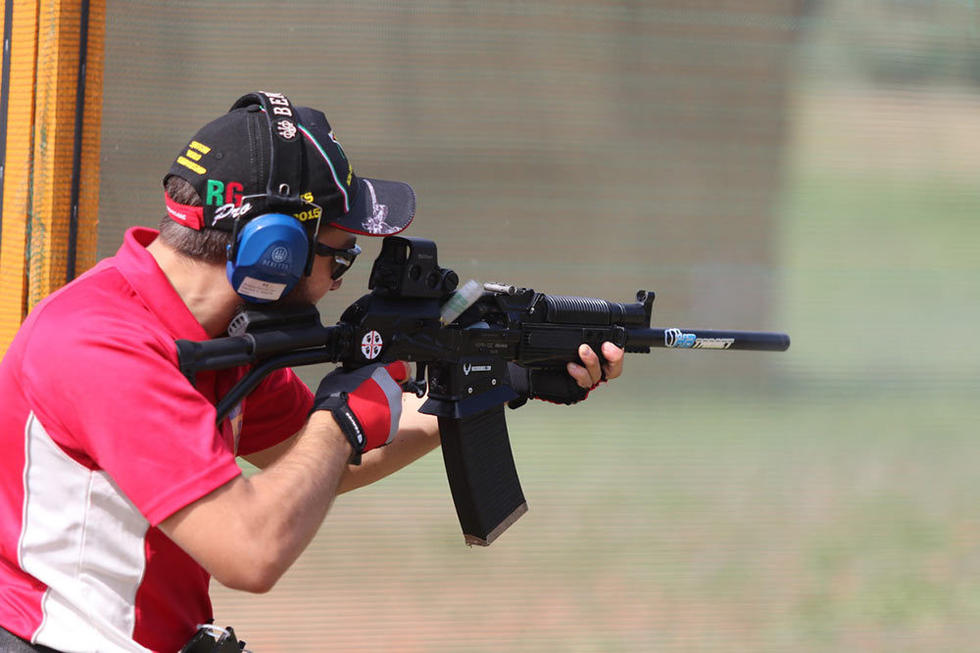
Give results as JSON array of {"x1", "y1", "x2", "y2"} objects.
[{"x1": 163, "y1": 91, "x2": 415, "y2": 237}]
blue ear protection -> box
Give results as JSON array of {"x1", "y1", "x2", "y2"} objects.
[
  {"x1": 225, "y1": 92, "x2": 315, "y2": 303},
  {"x1": 226, "y1": 214, "x2": 310, "y2": 302}
]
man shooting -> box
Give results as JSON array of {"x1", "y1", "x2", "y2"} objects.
[{"x1": 0, "y1": 91, "x2": 624, "y2": 652}]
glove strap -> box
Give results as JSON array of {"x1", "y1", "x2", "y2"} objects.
[{"x1": 316, "y1": 394, "x2": 366, "y2": 465}]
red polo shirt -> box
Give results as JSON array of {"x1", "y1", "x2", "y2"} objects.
[{"x1": 0, "y1": 228, "x2": 313, "y2": 652}]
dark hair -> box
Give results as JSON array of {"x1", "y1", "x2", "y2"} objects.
[{"x1": 158, "y1": 175, "x2": 232, "y2": 264}]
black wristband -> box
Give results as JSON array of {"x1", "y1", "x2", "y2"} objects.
[{"x1": 313, "y1": 394, "x2": 366, "y2": 465}]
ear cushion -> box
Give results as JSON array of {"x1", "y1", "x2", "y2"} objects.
[{"x1": 227, "y1": 213, "x2": 310, "y2": 303}]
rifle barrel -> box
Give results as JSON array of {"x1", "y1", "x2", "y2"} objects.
[{"x1": 628, "y1": 328, "x2": 790, "y2": 352}]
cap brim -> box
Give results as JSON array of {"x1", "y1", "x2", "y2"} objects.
[{"x1": 330, "y1": 177, "x2": 415, "y2": 236}]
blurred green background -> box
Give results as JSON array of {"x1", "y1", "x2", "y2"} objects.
[{"x1": 99, "y1": 1, "x2": 980, "y2": 650}]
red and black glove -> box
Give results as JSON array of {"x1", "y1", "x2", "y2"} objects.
[{"x1": 312, "y1": 361, "x2": 411, "y2": 464}]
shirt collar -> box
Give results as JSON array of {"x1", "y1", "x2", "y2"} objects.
[{"x1": 113, "y1": 227, "x2": 211, "y2": 341}]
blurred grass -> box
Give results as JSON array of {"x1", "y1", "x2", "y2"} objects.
[{"x1": 778, "y1": 172, "x2": 980, "y2": 389}]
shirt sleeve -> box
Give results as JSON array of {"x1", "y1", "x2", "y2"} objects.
[
  {"x1": 21, "y1": 316, "x2": 242, "y2": 527},
  {"x1": 236, "y1": 368, "x2": 314, "y2": 456}
]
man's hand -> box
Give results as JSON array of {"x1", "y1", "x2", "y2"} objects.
[
  {"x1": 312, "y1": 361, "x2": 409, "y2": 463},
  {"x1": 508, "y1": 341, "x2": 626, "y2": 407},
  {"x1": 567, "y1": 341, "x2": 625, "y2": 388}
]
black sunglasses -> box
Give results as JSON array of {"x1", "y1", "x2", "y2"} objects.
[{"x1": 314, "y1": 242, "x2": 362, "y2": 279}]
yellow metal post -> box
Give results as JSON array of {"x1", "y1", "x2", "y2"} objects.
[
  {"x1": 0, "y1": 0, "x2": 38, "y2": 353},
  {"x1": 0, "y1": 0, "x2": 104, "y2": 355}
]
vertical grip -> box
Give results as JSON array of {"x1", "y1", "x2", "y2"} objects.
[{"x1": 438, "y1": 406, "x2": 528, "y2": 546}]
